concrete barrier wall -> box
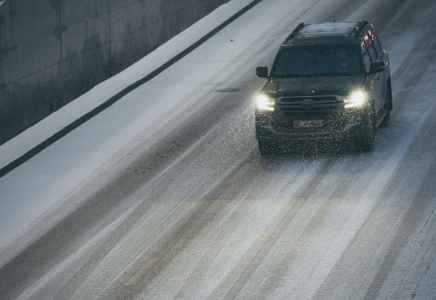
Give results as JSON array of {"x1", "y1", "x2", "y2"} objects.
[{"x1": 0, "y1": 0, "x2": 230, "y2": 145}]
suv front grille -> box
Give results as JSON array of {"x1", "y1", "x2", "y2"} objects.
[
  {"x1": 278, "y1": 95, "x2": 342, "y2": 113},
  {"x1": 270, "y1": 111, "x2": 348, "y2": 134}
]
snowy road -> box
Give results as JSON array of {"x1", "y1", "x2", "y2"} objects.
[{"x1": 1, "y1": 0, "x2": 436, "y2": 299}]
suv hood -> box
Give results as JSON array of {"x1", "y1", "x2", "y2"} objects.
[{"x1": 263, "y1": 75, "x2": 365, "y2": 97}]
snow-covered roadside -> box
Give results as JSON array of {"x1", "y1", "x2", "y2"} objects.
[
  {"x1": 1, "y1": 0, "x2": 425, "y2": 271},
  {"x1": 0, "y1": 0, "x2": 324, "y2": 268},
  {"x1": 0, "y1": 0, "x2": 256, "y2": 172},
  {"x1": 0, "y1": 0, "x2": 258, "y2": 266}
]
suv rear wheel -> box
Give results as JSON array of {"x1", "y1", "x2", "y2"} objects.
[
  {"x1": 382, "y1": 81, "x2": 393, "y2": 124},
  {"x1": 355, "y1": 103, "x2": 375, "y2": 152}
]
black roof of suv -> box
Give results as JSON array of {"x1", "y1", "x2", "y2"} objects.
[
  {"x1": 283, "y1": 21, "x2": 369, "y2": 47},
  {"x1": 255, "y1": 21, "x2": 392, "y2": 154}
]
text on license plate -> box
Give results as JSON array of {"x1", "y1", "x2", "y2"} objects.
[{"x1": 293, "y1": 120, "x2": 324, "y2": 128}]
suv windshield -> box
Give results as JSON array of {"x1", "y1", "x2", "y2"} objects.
[{"x1": 271, "y1": 46, "x2": 361, "y2": 77}]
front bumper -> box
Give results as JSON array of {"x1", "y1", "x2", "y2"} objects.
[{"x1": 255, "y1": 109, "x2": 364, "y2": 141}]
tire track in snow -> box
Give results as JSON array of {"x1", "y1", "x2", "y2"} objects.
[
  {"x1": 95, "y1": 154, "x2": 261, "y2": 300},
  {"x1": 362, "y1": 107, "x2": 436, "y2": 300},
  {"x1": 172, "y1": 159, "x2": 294, "y2": 300},
  {"x1": 3, "y1": 0, "x2": 436, "y2": 299},
  {"x1": 311, "y1": 4, "x2": 436, "y2": 296},
  {"x1": 204, "y1": 159, "x2": 336, "y2": 299},
  {"x1": 59, "y1": 108, "x2": 256, "y2": 299},
  {"x1": 170, "y1": 158, "x2": 327, "y2": 299}
]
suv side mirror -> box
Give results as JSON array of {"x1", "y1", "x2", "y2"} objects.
[
  {"x1": 369, "y1": 61, "x2": 386, "y2": 74},
  {"x1": 256, "y1": 66, "x2": 268, "y2": 78}
]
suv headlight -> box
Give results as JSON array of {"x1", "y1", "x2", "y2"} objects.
[
  {"x1": 256, "y1": 94, "x2": 275, "y2": 111},
  {"x1": 344, "y1": 90, "x2": 367, "y2": 108}
]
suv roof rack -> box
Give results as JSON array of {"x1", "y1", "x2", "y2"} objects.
[{"x1": 281, "y1": 20, "x2": 372, "y2": 47}]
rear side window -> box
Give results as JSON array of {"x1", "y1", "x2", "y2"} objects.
[
  {"x1": 367, "y1": 43, "x2": 378, "y2": 61},
  {"x1": 361, "y1": 41, "x2": 371, "y2": 73},
  {"x1": 374, "y1": 36, "x2": 382, "y2": 54}
]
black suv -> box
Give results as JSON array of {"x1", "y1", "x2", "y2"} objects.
[{"x1": 255, "y1": 21, "x2": 392, "y2": 154}]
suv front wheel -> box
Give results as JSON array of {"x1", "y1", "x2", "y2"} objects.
[
  {"x1": 258, "y1": 139, "x2": 278, "y2": 156},
  {"x1": 382, "y1": 81, "x2": 393, "y2": 124},
  {"x1": 355, "y1": 103, "x2": 375, "y2": 152}
]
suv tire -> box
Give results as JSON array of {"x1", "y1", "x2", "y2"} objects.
[
  {"x1": 382, "y1": 81, "x2": 393, "y2": 124},
  {"x1": 258, "y1": 139, "x2": 277, "y2": 156},
  {"x1": 355, "y1": 103, "x2": 375, "y2": 152}
]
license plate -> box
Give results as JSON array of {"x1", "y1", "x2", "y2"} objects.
[{"x1": 293, "y1": 120, "x2": 324, "y2": 128}]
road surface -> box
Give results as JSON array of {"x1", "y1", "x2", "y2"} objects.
[{"x1": 1, "y1": 0, "x2": 436, "y2": 299}]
